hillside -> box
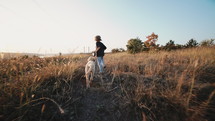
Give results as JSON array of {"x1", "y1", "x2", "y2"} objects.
[{"x1": 0, "y1": 47, "x2": 215, "y2": 121}]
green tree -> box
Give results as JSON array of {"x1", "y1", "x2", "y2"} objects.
[
  {"x1": 111, "y1": 48, "x2": 126, "y2": 53},
  {"x1": 200, "y1": 39, "x2": 215, "y2": 46},
  {"x1": 175, "y1": 44, "x2": 184, "y2": 49},
  {"x1": 163, "y1": 40, "x2": 176, "y2": 51},
  {"x1": 166, "y1": 40, "x2": 175, "y2": 46},
  {"x1": 126, "y1": 38, "x2": 143, "y2": 54},
  {"x1": 185, "y1": 39, "x2": 198, "y2": 48},
  {"x1": 111, "y1": 48, "x2": 120, "y2": 53},
  {"x1": 119, "y1": 48, "x2": 125, "y2": 52}
]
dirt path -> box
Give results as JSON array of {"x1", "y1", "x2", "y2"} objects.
[{"x1": 75, "y1": 73, "x2": 124, "y2": 121}]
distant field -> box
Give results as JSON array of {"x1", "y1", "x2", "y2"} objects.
[
  {"x1": 0, "y1": 47, "x2": 215, "y2": 121},
  {"x1": 0, "y1": 52, "x2": 42, "y2": 59},
  {"x1": 0, "y1": 52, "x2": 93, "y2": 59}
]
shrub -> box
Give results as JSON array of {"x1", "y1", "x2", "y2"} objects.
[
  {"x1": 200, "y1": 39, "x2": 215, "y2": 46},
  {"x1": 126, "y1": 38, "x2": 143, "y2": 54},
  {"x1": 111, "y1": 48, "x2": 120, "y2": 53},
  {"x1": 185, "y1": 38, "x2": 198, "y2": 48},
  {"x1": 111, "y1": 48, "x2": 125, "y2": 53}
]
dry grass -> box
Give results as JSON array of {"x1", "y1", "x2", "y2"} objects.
[
  {"x1": 0, "y1": 54, "x2": 88, "y2": 121},
  {"x1": 105, "y1": 47, "x2": 215, "y2": 121},
  {"x1": 0, "y1": 47, "x2": 215, "y2": 121}
]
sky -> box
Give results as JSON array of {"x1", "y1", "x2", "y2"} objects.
[{"x1": 0, "y1": 0, "x2": 215, "y2": 54}]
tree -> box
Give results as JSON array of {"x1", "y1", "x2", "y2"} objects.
[
  {"x1": 59, "y1": 52, "x2": 62, "y2": 56},
  {"x1": 119, "y1": 48, "x2": 125, "y2": 52},
  {"x1": 111, "y1": 48, "x2": 120, "y2": 53},
  {"x1": 175, "y1": 44, "x2": 184, "y2": 49},
  {"x1": 185, "y1": 39, "x2": 198, "y2": 48},
  {"x1": 200, "y1": 39, "x2": 215, "y2": 46},
  {"x1": 111, "y1": 48, "x2": 126, "y2": 53},
  {"x1": 164, "y1": 40, "x2": 176, "y2": 51},
  {"x1": 126, "y1": 38, "x2": 143, "y2": 54},
  {"x1": 166, "y1": 40, "x2": 175, "y2": 46},
  {"x1": 144, "y1": 32, "x2": 158, "y2": 48}
]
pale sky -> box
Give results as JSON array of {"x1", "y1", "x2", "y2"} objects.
[{"x1": 0, "y1": 0, "x2": 215, "y2": 54}]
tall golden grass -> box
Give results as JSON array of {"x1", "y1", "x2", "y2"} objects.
[
  {"x1": 105, "y1": 47, "x2": 215, "y2": 121},
  {"x1": 0, "y1": 47, "x2": 214, "y2": 121},
  {"x1": 0, "y1": 54, "x2": 88, "y2": 121}
]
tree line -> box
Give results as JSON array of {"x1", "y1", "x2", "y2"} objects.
[{"x1": 111, "y1": 33, "x2": 215, "y2": 54}]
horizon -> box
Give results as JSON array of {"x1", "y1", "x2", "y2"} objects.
[{"x1": 0, "y1": 0, "x2": 215, "y2": 54}]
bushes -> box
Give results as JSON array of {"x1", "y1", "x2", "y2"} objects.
[
  {"x1": 125, "y1": 36, "x2": 215, "y2": 54},
  {"x1": 111, "y1": 48, "x2": 125, "y2": 53},
  {"x1": 185, "y1": 38, "x2": 198, "y2": 48},
  {"x1": 126, "y1": 38, "x2": 143, "y2": 54},
  {"x1": 200, "y1": 39, "x2": 215, "y2": 46}
]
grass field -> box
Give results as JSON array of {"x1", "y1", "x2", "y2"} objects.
[{"x1": 0, "y1": 47, "x2": 215, "y2": 121}]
